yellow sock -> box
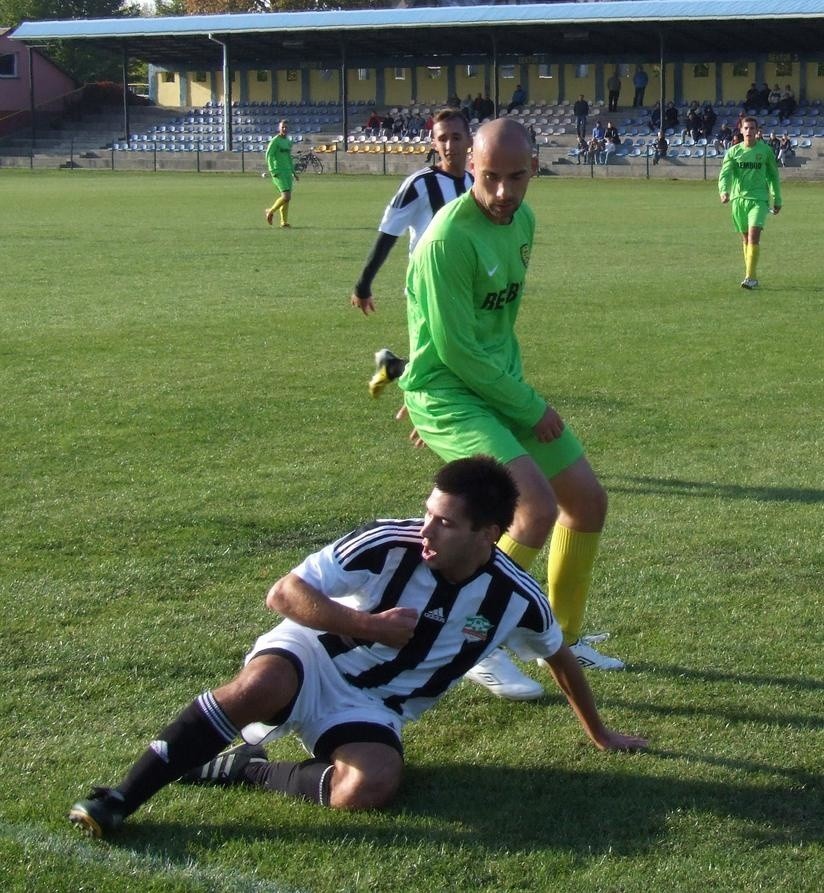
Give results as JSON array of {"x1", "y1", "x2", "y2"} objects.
[
  {"x1": 547, "y1": 525, "x2": 601, "y2": 644},
  {"x1": 268, "y1": 196, "x2": 285, "y2": 215},
  {"x1": 280, "y1": 201, "x2": 290, "y2": 225},
  {"x1": 497, "y1": 532, "x2": 540, "y2": 572},
  {"x1": 746, "y1": 244, "x2": 759, "y2": 279},
  {"x1": 742, "y1": 241, "x2": 748, "y2": 274}
]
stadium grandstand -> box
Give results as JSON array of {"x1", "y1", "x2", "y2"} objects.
[{"x1": 5, "y1": 1, "x2": 824, "y2": 177}]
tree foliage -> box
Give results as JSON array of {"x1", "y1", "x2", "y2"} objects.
[{"x1": 0, "y1": 1, "x2": 142, "y2": 82}]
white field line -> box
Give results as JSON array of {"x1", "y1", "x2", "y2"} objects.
[{"x1": 0, "y1": 820, "x2": 305, "y2": 893}]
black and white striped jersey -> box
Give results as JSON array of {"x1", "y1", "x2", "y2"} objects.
[
  {"x1": 287, "y1": 518, "x2": 562, "y2": 723},
  {"x1": 378, "y1": 168, "x2": 474, "y2": 254}
]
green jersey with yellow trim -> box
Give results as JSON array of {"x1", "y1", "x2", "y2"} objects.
[
  {"x1": 265, "y1": 134, "x2": 293, "y2": 176},
  {"x1": 718, "y1": 140, "x2": 782, "y2": 205},
  {"x1": 399, "y1": 190, "x2": 546, "y2": 430}
]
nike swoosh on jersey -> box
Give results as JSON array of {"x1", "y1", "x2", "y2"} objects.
[{"x1": 486, "y1": 265, "x2": 499, "y2": 276}]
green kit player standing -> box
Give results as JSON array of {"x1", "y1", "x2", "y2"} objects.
[
  {"x1": 265, "y1": 120, "x2": 295, "y2": 228},
  {"x1": 718, "y1": 116, "x2": 782, "y2": 289},
  {"x1": 399, "y1": 118, "x2": 624, "y2": 672}
]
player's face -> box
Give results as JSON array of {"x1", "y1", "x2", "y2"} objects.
[
  {"x1": 431, "y1": 118, "x2": 470, "y2": 177},
  {"x1": 279, "y1": 121, "x2": 288, "y2": 136},
  {"x1": 420, "y1": 488, "x2": 496, "y2": 583},
  {"x1": 741, "y1": 120, "x2": 757, "y2": 146},
  {"x1": 470, "y1": 138, "x2": 532, "y2": 224}
]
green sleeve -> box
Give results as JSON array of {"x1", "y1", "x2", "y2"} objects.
[
  {"x1": 718, "y1": 147, "x2": 734, "y2": 196},
  {"x1": 765, "y1": 149, "x2": 782, "y2": 206},
  {"x1": 416, "y1": 236, "x2": 546, "y2": 428}
]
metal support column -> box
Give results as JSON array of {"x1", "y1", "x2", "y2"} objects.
[
  {"x1": 121, "y1": 43, "x2": 131, "y2": 146},
  {"x1": 209, "y1": 34, "x2": 232, "y2": 151}
]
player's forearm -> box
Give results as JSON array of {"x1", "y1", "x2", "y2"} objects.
[
  {"x1": 353, "y1": 232, "x2": 399, "y2": 299},
  {"x1": 540, "y1": 646, "x2": 610, "y2": 748},
  {"x1": 266, "y1": 572, "x2": 373, "y2": 639}
]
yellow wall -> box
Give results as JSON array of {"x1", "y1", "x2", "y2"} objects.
[
  {"x1": 309, "y1": 68, "x2": 340, "y2": 102},
  {"x1": 383, "y1": 68, "x2": 412, "y2": 107},
  {"x1": 526, "y1": 68, "x2": 558, "y2": 105},
  {"x1": 156, "y1": 72, "x2": 178, "y2": 106},
  {"x1": 804, "y1": 62, "x2": 824, "y2": 102},
  {"x1": 721, "y1": 61, "x2": 753, "y2": 103},
  {"x1": 562, "y1": 63, "x2": 597, "y2": 103},
  {"x1": 414, "y1": 65, "x2": 448, "y2": 105},
  {"x1": 454, "y1": 64, "x2": 485, "y2": 103},
  {"x1": 187, "y1": 78, "x2": 211, "y2": 107},
  {"x1": 346, "y1": 68, "x2": 376, "y2": 103},
  {"x1": 681, "y1": 62, "x2": 716, "y2": 104},
  {"x1": 763, "y1": 61, "x2": 799, "y2": 98},
  {"x1": 275, "y1": 69, "x2": 303, "y2": 102},
  {"x1": 247, "y1": 70, "x2": 272, "y2": 103}
]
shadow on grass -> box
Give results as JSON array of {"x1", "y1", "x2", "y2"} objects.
[
  {"x1": 605, "y1": 475, "x2": 824, "y2": 504},
  {"x1": 108, "y1": 762, "x2": 821, "y2": 862}
]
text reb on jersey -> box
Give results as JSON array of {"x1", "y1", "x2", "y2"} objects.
[{"x1": 481, "y1": 281, "x2": 521, "y2": 310}]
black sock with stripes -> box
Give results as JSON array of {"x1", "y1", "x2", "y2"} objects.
[
  {"x1": 116, "y1": 692, "x2": 237, "y2": 815},
  {"x1": 244, "y1": 758, "x2": 334, "y2": 806}
]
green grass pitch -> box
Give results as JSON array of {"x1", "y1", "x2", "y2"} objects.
[{"x1": 0, "y1": 169, "x2": 821, "y2": 893}]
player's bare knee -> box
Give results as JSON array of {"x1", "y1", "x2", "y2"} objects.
[{"x1": 329, "y1": 762, "x2": 402, "y2": 810}]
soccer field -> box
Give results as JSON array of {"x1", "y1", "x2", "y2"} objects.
[{"x1": 1, "y1": 170, "x2": 821, "y2": 893}]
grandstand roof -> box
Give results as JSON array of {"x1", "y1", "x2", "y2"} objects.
[{"x1": 11, "y1": 1, "x2": 824, "y2": 67}]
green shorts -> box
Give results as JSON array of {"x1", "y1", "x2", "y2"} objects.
[
  {"x1": 404, "y1": 389, "x2": 585, "y2": 480},
  {"x1": 271, "y1": 172, "x2": 293, "y2": 194},
  {"x1": 731, "y1": 198, "x2": 768, "y2": 232}
]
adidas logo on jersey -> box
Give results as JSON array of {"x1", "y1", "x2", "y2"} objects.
[{"x1": 423, "y1": 606, "x2": 446, "y2": 623}]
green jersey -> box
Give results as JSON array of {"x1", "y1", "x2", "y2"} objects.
[
  {"x1": 718, "y1": 140, "x2": 782, "y2": 205},
  {"x1": 399, "y1": 191, "x2": 546, "y2": 430},
  {"x1": 266, "y1": 134, "x2": 293, "y2": 176}
]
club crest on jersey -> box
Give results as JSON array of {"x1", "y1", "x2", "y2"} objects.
[
  {"x1": 520, "y1": 243, "x2": 530, "y2": 268},
  {"x1": 462, "y1": 614, "x2": 493, "y2": 642}
]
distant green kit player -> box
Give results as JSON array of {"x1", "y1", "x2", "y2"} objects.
[
  {"x1": 265, "y1": 119, "x2": 295, "y2": 228},
  {"x1": 718, "y1": 116, "x2": 782, "y2": 289}
]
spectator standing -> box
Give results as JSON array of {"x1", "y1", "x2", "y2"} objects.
[
  {"x1": 779, "y1": 85, "x2": 796, "y2": 119},
  {"x1": 632, "y1": 65, "x2": 649, "y2": 107},
  {"x1": 607, "y1": 71, "x2": 621, "y2": 113},
  {"x1": 573, "y1": 94, "x2": 589, "y2": 139}
]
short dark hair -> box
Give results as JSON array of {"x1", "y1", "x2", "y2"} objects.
[
  {"x1": 433, "y1": 456, "x2": 518, "y2": 532},
  {"x1": 432, "y1": 108, "x2": 470, "y2": 136},
  {"x1": 742, "y1": 115, "x2": 758, "y2": 128}
]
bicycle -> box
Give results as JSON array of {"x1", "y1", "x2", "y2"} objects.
[{"x1": 293, "y1": 149, "x2": 324, "y2": 174}]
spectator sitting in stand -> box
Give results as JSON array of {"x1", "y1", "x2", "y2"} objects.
[
  {"x1": 664, "y1": 101, "x2": 679, "y2": 130},
  {"x1": 757, "y1": 82, "x2": 771, "y2": 109},
  {"x1": 652, "y1": 130, "x2": 668, "y2": 164},
  {"x1": 701, "y1": 105, "x2": 717, "y2": 140},
  {"x1": 743, "y1": 83, "x2": 760, "y2": 109},
  {"x1": 507, "y1": 84, "x2": 527, "y2": 114},
  {"x1": 365, "y1": 109, "x2": 382, "y2": 137},
  {"x1": 592, "y1": 119, "x2": 605, "y2": 141},
  {"x1": 777, "y1": 133, "x2": 794, "y2": 167},
  {"x1": 768, "y1": 84, "x2": 782, "y2": 113},
  {"x1": 767, "y1": 132, "x2": 781, "y2": 157},
  {"x1": 647, "y1": 102, "x2": 661, "y2": 133},
  {"x1": 779, "y1": 85, "x2": 796, "y2": 119},
  {"x1": 715, "y1": 122, "x2": 733, "y2": 151},
  {"x1": 573, "y1": 135, "x2": 588, "y2": 165}
]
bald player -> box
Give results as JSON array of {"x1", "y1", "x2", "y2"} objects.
[{"x1": 399, "y1": 118, "x2": 625, "y2": 676}]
